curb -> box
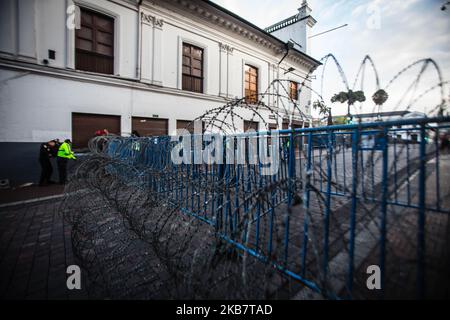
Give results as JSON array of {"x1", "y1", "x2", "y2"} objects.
[{"x1": 0, "y1": 193, "x2": 65, "y2": 209}]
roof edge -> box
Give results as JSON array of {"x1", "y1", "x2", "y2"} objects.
[{"x1": 200, "y1": 0, "x2": 322, "y2": 67}]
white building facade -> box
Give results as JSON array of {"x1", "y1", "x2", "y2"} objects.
[{"x1": 0, "y1": 0, "x2": 320, "y2": 182}]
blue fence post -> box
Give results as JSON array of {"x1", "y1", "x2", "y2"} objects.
[
  {"x1": 301, "y1": 132, "x2": 313, "y2": 278},
  {"x1": 284, "y1": 130, "x2": 295, "y2": 264},
  {"x1": 215, "y1": 135, "x2": 226, "y2": 231},
  {"x1": 379, "y1": 126, "x2": 389, "y2": 297},
  {"x1": 417, "y1": 124, "x2": 426, "y2": 298},
  {"x1": 434, "y1": 128, "x2": 441, "y2": 212},
  {"x1": 347, "y1": 128, "x2": 359, "y2": 297},
  {"x1": 255, "y1": 131, "x2": 261, "y2": 252},
  {"x1": 323, "y1": 130, "x2": 333, "y2": 289},
  {"x1": 288, "y1": 130, "x2": 295, "y2": 204},
  {"x1": 393, "y1": 136, "x2": 398, "y2": 202},
  {"x1": 406, "y1": 141, "x2": 411, "y2": 205}
]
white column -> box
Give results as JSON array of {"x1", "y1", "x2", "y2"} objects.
[
  {"x1": 140, "y1": 21, "x2": 153, "y2": 83},
  {"x1": 221, "y1": 43, "x2": 236, "y2": 98},
  {"x1": 0, "y1": 0, "x2": 17, "y2": 54},
  {"x1": 17, "y1": 0, "x2": 37, "y2": 60},
  {"x1": 226, "y1": 46, "x2": 234, "y2": 98},
  {"x1": 152, "y1": 22, "x2": 163, "y2": 86},
  {"x1": 140, "y1": 11, "x2": 163, "y2": 86},
  {"x1": 218, "y1": 43, "x2": 227, "y2": 97}
]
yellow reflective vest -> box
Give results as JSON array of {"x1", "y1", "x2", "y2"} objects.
[{"x1": 57, "y1": 142, "x2": 76, "y2": 160}]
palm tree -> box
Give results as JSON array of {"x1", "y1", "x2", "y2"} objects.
[{"x1": 331, "y1": 90, "x2": 366, "y2": 120}]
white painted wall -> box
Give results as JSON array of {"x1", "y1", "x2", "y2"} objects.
[
  {"x1": 0, "y1": 0, "x2": 138, "y2": 77},
  {"x1": 271, "y1": 22, "x2": 308, "y2": 54},
  {"x1": 0, "y1": 0, "x2": 37, "y2": 61},
  {"x1": 0, "y1": 69, "x2": 228, "y2": 142},
  {"x1": 0, "y1": 0, "x2": 317, "y2": 143}
]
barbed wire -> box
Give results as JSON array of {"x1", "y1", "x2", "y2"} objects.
[{"x1": 60, "y1": 54, "x2": 450, "y2": 299}]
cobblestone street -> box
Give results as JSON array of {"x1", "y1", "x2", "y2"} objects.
[{"x1": 0, "y1": 199, "x2": 89, "y2": 299}]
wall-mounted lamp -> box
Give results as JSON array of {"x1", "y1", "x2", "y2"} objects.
[{"x1": 284, "y1": 67, "x2": 295, "y2": 75}]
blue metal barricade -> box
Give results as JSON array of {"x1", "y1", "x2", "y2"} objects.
[{"x1": 104, "y1": 116, "x2": 450, "y2": 299}]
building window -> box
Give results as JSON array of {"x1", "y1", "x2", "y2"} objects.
[
  {"x1": 244, "y1": 120, "x2": 259, "y2": 132},
  {"x1": 289, "y1": 81, "x2": 298, "y2": 100},
  {"x1": 245, "y1": 64, "x2": 258, "y2": 104},
  {"x1": 75, "y1": 8, "x2": 114, "y2": 75},
  {"x1": 182, "y1": 43, "x2": 204, "y2": 93}
]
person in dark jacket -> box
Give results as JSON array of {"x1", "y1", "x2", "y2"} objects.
[
  {"x1": 39, "y1": 140, "x2": 56, "y2": 186},
  {"x1": 50, "y1": 139, "x2": 60, "y2": 157},
  {"x1": 131, "y1": 130, "x2": 140, "y2": 137}
]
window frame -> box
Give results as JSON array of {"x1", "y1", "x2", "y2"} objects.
[
  {"x1": 243, "y1": 120, "x2": 259, "y2": 132},
  {"x1": 181, "y1": 42, "x2": 205, "y2": 94},
  {"x1": 244, "y1": 64, "x2": 259, "y2": 104},
  {"x1": 74, "y1": 6, "x2": 116, "y2": 75},
  {"x1": 289, "y1": 80, "x2": 299, "y2": 101}
]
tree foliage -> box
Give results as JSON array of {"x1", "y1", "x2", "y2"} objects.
[
  {"x1": 372, "y1": 89, "x2": 389, "y2": 105},
  {"x1": 331, "y1": 90, "x2": 366, "y2": 105},
  {"x1": 312, "y1": 100, "x2": 329, "y2": 116}
]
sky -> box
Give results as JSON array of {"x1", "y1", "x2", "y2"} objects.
[{"x1": 210, "y1": 0, "x2": 450, "y2": 117}]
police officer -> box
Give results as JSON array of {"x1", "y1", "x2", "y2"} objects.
[
  {"x1": 57, "y1": 139, "x2": 76, "y2": 185},
  {"x1": 39, "y1": 140, "x2": 56, "y2": 186}
]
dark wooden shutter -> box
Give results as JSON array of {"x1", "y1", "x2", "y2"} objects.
[
  {"x1": 132, "y1": 117, "x2": 168, "y2": 137},
  {"x1": 176, "y1": 120, "x2": 205, "y2": 134},
  {"x1": 245, "y1": 65, "x2": 258, "y2": 103},
  {"x1": 72, "y1": 113, "x2": 120, "y2": 149},
  {"x1": 182, "y1": 43, "x2": 204, "y2": 93},
  {"x1": 282, "y1": 119, "x2": 303, "y2": 130},
  {"x1": 76, "y1": 8, "x2": 114, "y2": 74}
]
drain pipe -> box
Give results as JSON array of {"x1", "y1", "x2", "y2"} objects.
[
  {"x1": 277, "y1": 41, "x2": 295, "y2": 127},
  {"x1": 278, "y1": 40, "x2": 295, "y2": 66}
]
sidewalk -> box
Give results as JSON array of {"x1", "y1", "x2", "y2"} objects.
[{"x1": 0, "y1": 184, "x2": 65, "y2": 206}]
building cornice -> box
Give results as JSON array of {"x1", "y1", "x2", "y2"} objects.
[
  {"x1": 265, "y1": 14, "x2": 306, "y2": 33},
  {"x1": 168, "y1": 0, "x2": 281, "y2": 51},
  {"x1": 108, "y1": 0, "x2": 140, "y2": 11},
  {"x1": 265, "y1": 14, "x2": 316, "y2": 33},
  {"x1": 150, "y1": 0, "x2": 321, "y2": 71}
]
